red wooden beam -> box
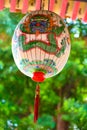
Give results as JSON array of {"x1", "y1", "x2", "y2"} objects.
[
  {"x1": 60, "y1": 0, "x2": 68, "y2": 18},
  {"x1": 49, "y1": 0, "x2": 55, "y2": 11},
  {"x1": 0, "y1": 0, "x2": 4, "y2": 11},
  {"x1": 22, "y1": 0, "x2": 29, "y2": 14},
  {"x1": 10, "y1": 0, "x2": 16, "y2": 12},
  {"x1": 35, "y1": 0, "x2": 41, "y2": 10},
  {"x1": 72, "y1": 1, "x2": 80, "y2": 20},
  {"x1": 83, "y1": 7, "x2": 87, "y2": 22}
]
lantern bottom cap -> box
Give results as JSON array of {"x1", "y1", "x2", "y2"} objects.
[{"x1": 32, "y1": 71, "x2": 45, "y2": 82}]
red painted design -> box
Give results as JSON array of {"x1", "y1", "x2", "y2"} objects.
[
  {"x1": 10, "y1": 0, "x2": 16, "y2": 12},
  {"x1": 35, "y1": 0, "x2": 41, "y2": 10},
  {"x1": 60, "y1": 0, "x2": 68, "y2": 18},
  {"x1": 0, "y1": 0, "x2": 4, "y2": 10},
  {"x1": 49, "y1": 0, "x2": 55, "y2": 11},
  {"x1": 22, "y1": 0, "x2": 29, "y2": 14},
  {"x1": 72, "y1": 1, "x2": 80, "y2": 20}
]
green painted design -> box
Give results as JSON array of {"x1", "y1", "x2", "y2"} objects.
[
  {"x1": 17, "y1": 31, "x2": 66, "y2": 58},
  {"x1": 15, "y1": 13, "x2": 67, "y2": 58},
  {"x1": 52, "y1": 25, "x2": 65, "y2": 36},
  {"x1": 20, "y1": 24, "x2": 28, "y2": 33},
  {"x1": 20, "y1": 58, "x2": 57, "y2": 75},
  {"x1": 18, "y1": 33, "x2": 56, "y2": 52},
  {"x1": 56, "y1": 38, "x2": 67, "y2": 57}
]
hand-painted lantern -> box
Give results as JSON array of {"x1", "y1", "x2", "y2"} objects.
[{"x1": 12, "y1": 10, "x2": 70, "y2": 122}]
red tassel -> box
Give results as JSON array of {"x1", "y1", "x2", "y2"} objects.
[{"x1": 34, "y1": 84, "x2": 40, "y2": 123}]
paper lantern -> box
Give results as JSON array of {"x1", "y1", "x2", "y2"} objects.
[{"x1": 12, "y1": 10, "x2": 70, "y2": 122}]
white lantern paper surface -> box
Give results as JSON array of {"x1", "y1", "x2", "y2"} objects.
[{"x1": 12, "y1": 10, "x2": 70, "y2": 81}]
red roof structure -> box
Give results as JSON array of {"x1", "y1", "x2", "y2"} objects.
[{"x1": 0, "y1": 0, "x2": 87, "y2": 22}]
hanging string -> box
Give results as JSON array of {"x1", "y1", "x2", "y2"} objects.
[{"x1": 34, "y1": 83, "x2": 40, "y2": 123}]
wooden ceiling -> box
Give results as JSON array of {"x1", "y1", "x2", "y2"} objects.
[{"x1": 0, "y1": 0, "x2": 87, "y2": 22}]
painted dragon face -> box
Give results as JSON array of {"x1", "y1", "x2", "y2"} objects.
[{"x1": 30, "y1": 15, "x2": 49, "y2": 33}]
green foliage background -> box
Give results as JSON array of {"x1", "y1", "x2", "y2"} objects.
[{"x1": 0, "y1": 9, "x2": 87, "y2": 130}]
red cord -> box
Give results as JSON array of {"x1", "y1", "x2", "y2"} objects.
[{"x1": 34, "y1": 84, "x2": 40, "y2": 123}]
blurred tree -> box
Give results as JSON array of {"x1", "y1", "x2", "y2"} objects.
[{"x1": 0, "y1": 9, "x2": 87, "y2": 130}]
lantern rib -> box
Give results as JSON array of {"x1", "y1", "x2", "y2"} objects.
[
  {"x1": 44, "y1": 13, "x2": 59, "y2": 71},
  {"x1": 44, "y1": 11, "x2": 53, "y2": 69},
  {"x1": 44, "y1": 12, "x2": 48, "y2": 67},
  {"x1": 56, "y1": 46, "x2": 69, "y2": 74},
  {"x1": 47, "y1": 14, "x2": 59, "y2": 70},
  {"x1": 30, "y1": 33, "x2": 34, "y2": 65}
]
